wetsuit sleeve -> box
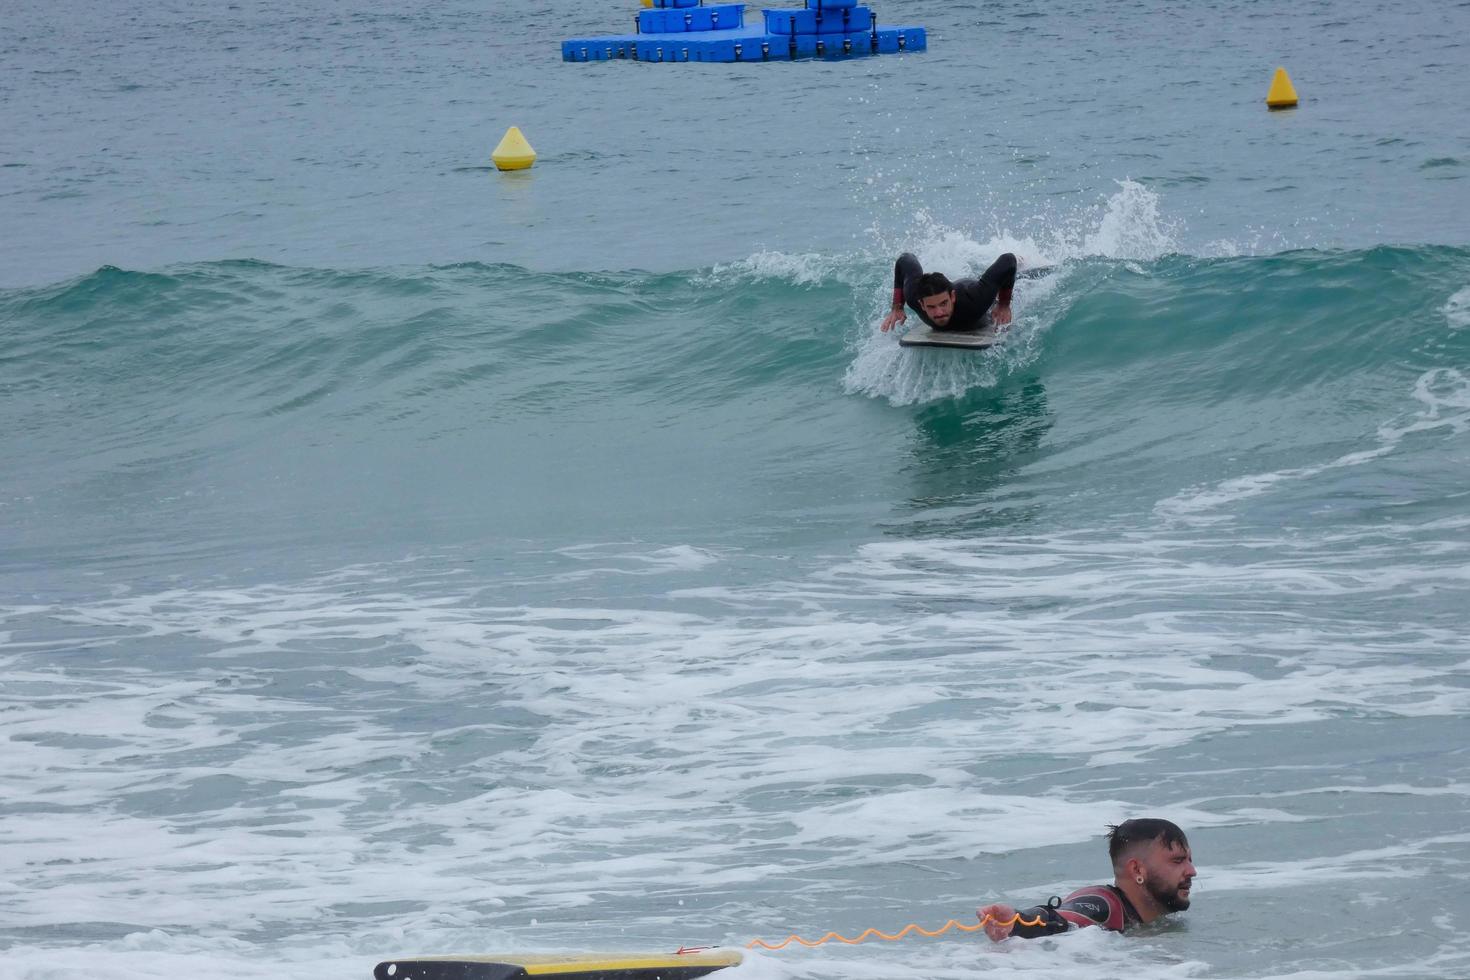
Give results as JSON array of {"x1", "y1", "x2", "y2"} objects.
[
  {"x1": 1008, "y1": 898, "x2": 1071, "y2": 938},
  {"x1": 893, "y1": 252, "x2": 922, "y2": 308},
  {"x1": 951, "y1": 253, "x2": 1017, "y2": 319},
  {"x1": 979, "y1": 252, "x2": 1017, "y2": 306},
  {"x1": 1007, "y1": 894, "x2": 1112, "y2": 938}
]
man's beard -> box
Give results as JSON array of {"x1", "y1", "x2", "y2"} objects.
[{"x1": 1147, "y1": 874, "x2": 1191, "y2": 912}]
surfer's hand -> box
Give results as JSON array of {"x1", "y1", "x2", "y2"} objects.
[
  {"x1": 881, "y1": 307, "x2": 906, "y2": 332},
  {"x1": 991, "y1": 305, "x2": 1012, "y2": 327},
  {"x1": 979, "y1": 903, "x2": 1017, "y2": 942}
]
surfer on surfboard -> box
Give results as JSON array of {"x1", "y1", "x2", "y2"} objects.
[{"x1": 880, "y1": 251, "x2": 1017, "y2": 333}]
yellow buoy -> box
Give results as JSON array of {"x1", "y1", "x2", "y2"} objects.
[
  {"x1": 641, "y1": 0, "x2": 652, "y2": 6},
  {"x1": 1266, "y1": 67, "x2": 1298, "y2": 109},
  {"x1": 492, "y1": 126, "x2": 536, "y2": 171}
]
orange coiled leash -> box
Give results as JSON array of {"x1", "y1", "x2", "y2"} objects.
[{"x1": 746, "y1": 912, "x2": 1046, "y2": 951}]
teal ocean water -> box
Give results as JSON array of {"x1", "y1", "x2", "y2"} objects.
[{"x1": 4, "y1": 2, "x2": 1470, "y2": 979}]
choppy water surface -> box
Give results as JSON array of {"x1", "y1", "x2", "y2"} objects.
[{"x1": 3, "y1": 1, "x2": 1470, "y2": 978}]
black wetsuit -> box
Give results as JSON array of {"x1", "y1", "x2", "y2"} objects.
[
  {"x1": 893, "y1": 252, "x2": 1017, "y2": 331},
  {"x1": 1009, "y1": 884, "x2": 1142, "y2": 937}
]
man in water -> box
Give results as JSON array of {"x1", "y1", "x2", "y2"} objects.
[
  {"x1": 880, "y1": 251, "x2": 1017, "y2": 333},
  {"x1": 978, "y1": 818, "x2": 1196, "y2": 940}
]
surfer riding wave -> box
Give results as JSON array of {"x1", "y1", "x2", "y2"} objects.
[{"x1": 881, "y1": 251, "x2": 1016, "y2": 333}]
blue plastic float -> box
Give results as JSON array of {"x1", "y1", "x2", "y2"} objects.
[{"x1": 562, "y1": 0, "x2": 925, "y2": 63}]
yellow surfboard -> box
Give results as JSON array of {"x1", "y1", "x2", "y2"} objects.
[{"x1": 373, "y1": 948, "x2": 743, "y2": 980}]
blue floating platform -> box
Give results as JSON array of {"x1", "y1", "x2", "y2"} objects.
[
  {"x1": 563, "y1": 22, "x2": 924, "y2": 62},
  {"x1": 764, "y1": 6, "x2": 874, "y2": 35},
  {"x1": 563, "y1": 0, "x2": 924, "y2": 63},
  {"x1": 638, "y1": 3, "x2": 747, "y2": 33}
]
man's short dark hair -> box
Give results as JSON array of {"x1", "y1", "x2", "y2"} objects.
[
  {"x1": 1107, "y1": 819, "x2": 1189, "y2": 869},
  {"x1": 916, "y1": 271, "x2": 953, "y2": 298}
]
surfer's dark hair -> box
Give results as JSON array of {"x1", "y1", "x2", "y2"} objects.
[
  {"x1": 916, "y1": 272, "x2": 953, "y2": 298},
  {"x1": 1107, "y1": 819, "x2": 1189, "y2": 869}
]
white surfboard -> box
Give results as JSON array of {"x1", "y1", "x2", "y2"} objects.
[{"x1": 898, "y1": 325, "x2": 1001, "y2": 350}]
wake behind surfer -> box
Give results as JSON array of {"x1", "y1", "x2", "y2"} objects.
[
  {"x1": 978, "y1": 818, "x2": 1196, "y2": 940},
  {"x1": 880, "y1": 251, "x2": 1017, "y2": 333}
]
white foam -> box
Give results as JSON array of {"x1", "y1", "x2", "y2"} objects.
[
  {"x1": 1157, "y1": 367, "x2": 1470, "y2": 523},
  {"x1": 1079, "y1": 180, "x2": 1180, "y2": 262},
  {"x1": 739, "y1": 928, "x2": 1211, "y2": 980},
  {"x1": 546, "y1": 543, "x2": 723, "y2": 582},
  {"x1": 1208, "y1": 834, "x2": 1470, "y2": 891},
  {"x1": 5, "y1": 513, "x2": 1468, "y2": 977},
  {"x1": 1443, "y1": 286, "x2": 1470, "y2": 330},
  {"x1": 707, "y1": 251, "x2": 854, "y2": 287}
]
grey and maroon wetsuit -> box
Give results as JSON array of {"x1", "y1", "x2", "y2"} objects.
[{"x1": 1009, "y1": 884, "x2": 1142, "y2": 937}]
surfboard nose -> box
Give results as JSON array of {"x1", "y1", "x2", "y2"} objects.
[{"x1": 373, "y1": 949, "x2": 743, "y2": 980}]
